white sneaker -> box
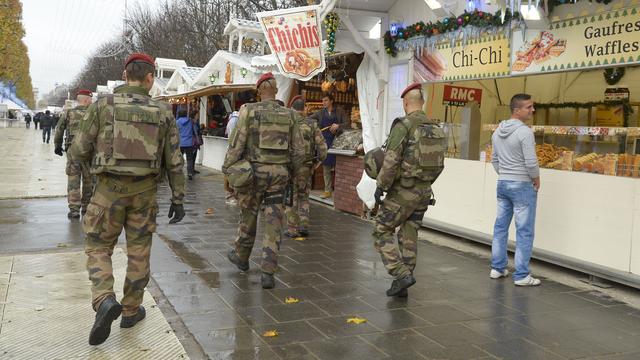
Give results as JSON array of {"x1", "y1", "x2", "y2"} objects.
[
  {"x1": 489, "y1": 269, "x2": 509, "y2": 279},
  {"x1": 514, "y1": 275, "x2": 541, "y2": 286}
]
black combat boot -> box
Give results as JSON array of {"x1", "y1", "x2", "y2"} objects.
[
  {"x1": 227, "y1": 250, "x2": 249, "y2": 271},
  {"x1": 68, "y1": 210, "x2": 80, "y2": 219},
  {"x1": 298, "y1": 229, "x2": 309, "y2": 237},
  {"x1": 89, "y1": 296, "x2": 122, "y2": 345},
  {"x1": 261, "y1": 273, "x2": 275, "y2": 289},
  {"x1": 386, "y1": 274, "x2": 416, "y2": 297},
  {"x1": 120, "y1": 305, "x2": 146, "y2": 328}
]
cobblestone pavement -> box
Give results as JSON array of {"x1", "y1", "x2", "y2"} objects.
[
  {"x1": 1, "y1": 127, "x2": 639, "y2": 359},
  {"x1": 152, "y1": 169, "x2": 640, "y2": 360}
]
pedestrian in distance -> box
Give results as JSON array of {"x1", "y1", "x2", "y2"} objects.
[
  {"x1": 223, "y1": 72, "x2": 304, "y2": 289},
  {"x1": 24, "y1": 113, "x2": 31, "y2": 128},
  {"x1": 368, "y1": 83, "x2": 446, "y2": 297},
  {"x1": 284, "y1": 95, "x2": 327, "y2": 238},
  {"x1": 489, "y1": 93, "x2": 541, "y2": 286},
  {"x1": 40, "y1": 110, "x2": 53, "y2": 143},
  {"x1": 54, "y1": 89, "x2": 95, "y2": 219},
  {"x1": 33, "y1": 112, "x2": 41, "y2": 129},
  {"x1": 176, "y1": 107, "x2": 198, "y2": 180},
  {"x1": 68, "y1": 52, "x2": 186, "y2": 345}
]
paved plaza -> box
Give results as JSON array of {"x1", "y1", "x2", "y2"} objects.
[{"x1": 0, "y1": 127, "x2": 639, "y2": 359}]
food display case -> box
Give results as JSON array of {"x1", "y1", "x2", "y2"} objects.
[{"x1": 482, "y1": 125, "x2": 640, "y2": 177}]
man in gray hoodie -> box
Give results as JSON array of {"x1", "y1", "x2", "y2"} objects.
[{"x1": 490, "y1": 93, "x2": 541, "y2": 286}]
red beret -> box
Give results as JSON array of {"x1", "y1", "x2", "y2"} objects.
[
  {"x1": 401, "y1": 82, "x2": 422, "y2": 98},
  {"x1": 288, "y1": 95, "x2": 303, "y2": 108},
  {"x1": 77, "y1": 89, "x2": 92, "y2": 97},
  {"x1": 256, "y1": 72, "x2": 275, "y2": 88},
  {"x1": 124, "y1": 52, "x2": 155, "y2": 67}
]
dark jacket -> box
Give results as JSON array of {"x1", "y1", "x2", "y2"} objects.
[
  {"x1": 310, "y1": 106, "x2": 350, "y2": 167},
  {"x1": 40, "y1": 114, "x2": 53, "y2": 129}
]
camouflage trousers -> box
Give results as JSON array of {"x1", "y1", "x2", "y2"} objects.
[
  {"x1": 285, "y1": 168, "x2": 312, "y2": 234},
  {"x1": 234, "y1": 164, "x2": 288, "y2": 274},
  {"x1": 373, "y1": 181, "x2": 431, "y2": 279},
  {"x1": 83, "y1": 175, "x2": 158, "y2": 316},
  {"x1": 65, "y1": 157, "x2": 93, "y2": 212}
]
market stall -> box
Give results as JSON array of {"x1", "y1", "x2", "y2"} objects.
[{"x1": 372, "y1": 0, "x2": 640, "y2": 286}]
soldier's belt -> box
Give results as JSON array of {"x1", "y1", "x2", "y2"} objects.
[{"x1": 98, "y1": 174, "x2": 157, "y2": 194}]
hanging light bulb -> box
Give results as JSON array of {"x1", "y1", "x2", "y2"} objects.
[{"x1": 467, "y1": 0, "x2": 476, "y2": 11}]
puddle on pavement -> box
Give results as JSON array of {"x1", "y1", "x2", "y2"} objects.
[{"x1": 158, "y1": 234, "x2": 219, "y2": 288}]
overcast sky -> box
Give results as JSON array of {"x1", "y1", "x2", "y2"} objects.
[{"x1": 22, "y1": 0, "x2": 165, "y2": 99}]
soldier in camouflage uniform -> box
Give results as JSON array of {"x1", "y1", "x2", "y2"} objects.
[
  {"x1": 54, "y1": 89, "x2": 94, "y2": 219},
  {"x1": 373, "y1": 83, "x2": 446, "y2": 297},
  {"x1": 223, "y1": 72, "x2": 304, "y2": 289},
  {"x1": 68, "y1": 53, "x2": 185, "y2": 345},
  {"x1": 285, "y1": 95, "x2": 327, "y2": 237}
]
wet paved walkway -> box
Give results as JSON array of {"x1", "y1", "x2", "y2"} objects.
[
  {"x1": 1, "y1": 126, "x2": 639, "y2": 359},
  {"x1": 152, "y1": 169, "x2": 640, "y2": 360},
  {"x1": 0, "y1": 127, "x2": 67, "y2": 199}
]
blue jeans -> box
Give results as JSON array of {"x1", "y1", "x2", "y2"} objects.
[{"x1": 491, "y1": 180, "x2": 538, "y2": 281}]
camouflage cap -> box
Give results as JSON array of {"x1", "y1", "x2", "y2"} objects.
[
  {"x1": 226, "y1": 159, "x2": 254, "y2": 188},
  {"x1": 364, "y1": 147, "x2": 385, "y2": 179}
]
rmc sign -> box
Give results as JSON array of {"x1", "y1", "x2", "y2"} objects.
[{"x1": 442, "y1": 85, "x2": 483, "y2": 107}]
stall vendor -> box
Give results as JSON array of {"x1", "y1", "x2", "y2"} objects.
[{"x1": 310, "y1": 93, "x2": 350, "y2": 199}]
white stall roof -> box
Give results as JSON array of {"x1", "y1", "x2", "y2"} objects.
[
  {"x1": 165, "y1": 66, "x2": 203, "y2": 93},
  {"x1": 155, "y1": 58, "x2": 188, "y2": 70},
  {"x1": 224, "y1": 18, "x2": 262, "y2": 35}
]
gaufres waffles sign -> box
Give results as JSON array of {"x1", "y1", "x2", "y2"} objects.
[
  {"x1": 511, "y1": 7, "x2": 640, "y2": 74},
  {"x1": 257, "y1": 6, "x2": 326, "y2": 81}
]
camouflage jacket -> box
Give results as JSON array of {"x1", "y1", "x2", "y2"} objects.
[
  {"x1": 295, "y1": 112, "x2": 328, "y2": 166},
  {"x1": 377, "y1": 110, "x2": 441, "y2": 191},
  {"x1": 54, "y1": 105, "x2": 87, "y2": 150},
  {"x1": 69, "y1": 85, "x2": 185, "y2": 204},
  {"x1": 223, "y1": 99, "x2": 305, "y2": 174}
]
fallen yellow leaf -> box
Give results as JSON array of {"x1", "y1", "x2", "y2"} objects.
[
  {"x1": 205, "y1": 208, "x2": 214, "y2": 215},
  {"x1": 293, "y1": 237, "x2": 306, "y2": 241},
  {"x1": 346, "y1": 316, "x2": 367, "y2": 324},
  {"x1": 262, "y1": 330, "x2": 278, "y2": 337},
  {"x1": 284, "y1": 297, "x2": 299, "y2": 304}
]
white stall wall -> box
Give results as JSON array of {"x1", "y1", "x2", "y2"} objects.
[
  {"x1": 428, "y1": 158, "x2": 640, "y2": 275},
  {"x1": 202, "y1": 136, "x2": 229, "y2": 171}
]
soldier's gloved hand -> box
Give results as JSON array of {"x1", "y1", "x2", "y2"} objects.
[
  {"x1": 54, "y1": 146, "x2": 64, "y2": 156},
  {"x1": 168, "y1": 203, "x2": 185, "y2": 224},
  {"x1": 374, "y1": 187, "x2": 385, "y2": 205}
]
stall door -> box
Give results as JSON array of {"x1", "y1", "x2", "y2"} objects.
[{"x1": 386, "y1": 63, "x2": 409, "y2": 135}]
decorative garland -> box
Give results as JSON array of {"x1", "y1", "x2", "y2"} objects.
[
  {"x1": 384, "y1": 9, "x2": 521, "y2": 57},
  {"x1": 535, "y1": 100, "x2": 634, "y2": 125},
  {"x1": 324, "y1": 12, "x2": 339, "y2": 55}
]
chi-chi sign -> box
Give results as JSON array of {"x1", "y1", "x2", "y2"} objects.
[
  {"x1": 442, "y1": 85, "x2": 483, "y2": 106},
  {"x1": 257, "y1": 6, "x2": 326, "y2": 81}
]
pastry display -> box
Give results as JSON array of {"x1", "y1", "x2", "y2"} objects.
[
  {"x1": 283, "y1": 49, "x2": 320, "y2": 77},
  {"x1": 413, "y1": 48, "x2": 447, "y2": 82},
  {"x1": 513, "y1": 31, "x2": 566, "y2": 72}
]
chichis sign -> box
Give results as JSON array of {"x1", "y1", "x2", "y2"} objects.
[
  {"x1": 413, "y1": 34, "x2": 511, "y2": 83},
  {"x1": 257, "y1": 6, "x2": 325, "y2": 81},
  {"x1": 443, "y1": 85, "x2": 483, "y2": 106},
  {"x1": 512, "y1": 7, "x2": 640, "y2": 75}
]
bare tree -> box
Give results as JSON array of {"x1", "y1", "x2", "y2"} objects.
[{"x1": 71, "y1": 0, "x2": 308, "y2": 90}]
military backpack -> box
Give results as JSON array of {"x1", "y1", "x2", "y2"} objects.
[
  {"x1": 92, "y1": 93, "x2": 167, "y2": 176},
  {"x1": 246, "y1": 101, "x2": 295, "y2": 165}
]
